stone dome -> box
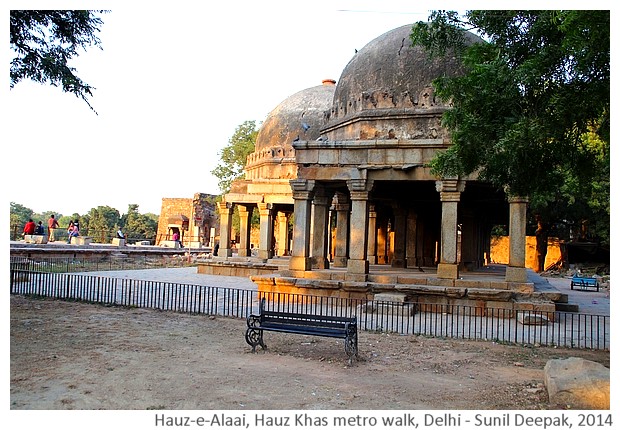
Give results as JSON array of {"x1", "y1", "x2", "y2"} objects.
[
  {"x1": 254, "y1": 80, "x2": 336, "y2": 153},
  {"x1": 323, "y1": 24, "x2": 482, "y2": 140},
  {"x1": 244, "y1": 80, "x2": 336, "y2": 180}
]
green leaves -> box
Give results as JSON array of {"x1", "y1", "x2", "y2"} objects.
[
  {"x1": 211, "y1": 120, "x2": 258, "y2": 193},
  {"x1": 10, "y1": 10, "x2": 107, "y2": 113}
]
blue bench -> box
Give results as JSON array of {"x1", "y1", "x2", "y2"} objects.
[{"x1": 570, "y1": 276, "x2": 599, "y2": 292}]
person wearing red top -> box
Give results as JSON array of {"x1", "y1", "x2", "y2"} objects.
[
  {"x1": 47, "y1": 214, "x2": 60, "y2": 242},
  {"x1": 23, "y1": 219, "x2": 36, "y2": 236}
]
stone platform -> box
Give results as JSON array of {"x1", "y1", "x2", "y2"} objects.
[{"x1": 249, "y1": 263, "x2": 572, "y2": 318}]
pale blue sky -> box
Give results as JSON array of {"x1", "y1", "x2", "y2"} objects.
[{"x1": 4, "y1": 0, "x2": 610, "y2": 217}]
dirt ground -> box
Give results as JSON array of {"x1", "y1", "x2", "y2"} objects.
[{"x1": 10, "y1": 295, "x2": 609, "y2": 411}]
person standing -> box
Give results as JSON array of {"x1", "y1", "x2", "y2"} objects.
[{"x1": 47, "y1": 214, "x2": 59, "y2": 242}]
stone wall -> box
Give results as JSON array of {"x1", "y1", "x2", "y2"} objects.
[
  {"x1": 490, "y1": 236, "x2": 562, "y2": 271},
  {"x1": 156, "y1": 193, "x2": 218, "y2": 247}
]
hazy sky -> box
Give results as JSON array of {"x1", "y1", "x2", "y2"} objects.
[
  {"x1": 4, "y1": 0, "x2": 610, "y2": 218},
  {"x1": 5, "y1": 1, "x2": 433, "y2": 216}
]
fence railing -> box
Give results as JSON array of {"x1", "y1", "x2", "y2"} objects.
[
  {"x1": 10, "y1": 255, "x2": 194, "y2": 273},
  {"x1": 10, "y1": 269, "x2": 610, "y2": 350}
]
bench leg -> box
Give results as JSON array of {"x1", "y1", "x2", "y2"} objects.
[
  {"x1": 344, "y1": 332, "x2": 358, "y2": 365},
  {"x1": 245, "y1": 328, "x2": 266, "y2": 352}
]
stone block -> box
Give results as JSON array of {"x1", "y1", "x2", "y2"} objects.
[
  {"x1": 489, "y1": 281, "x2": 510, "y2": 290},
  {"x1": 385, "y1": 148, "x2": 405, "y2": 165},
  {"x1": 428, "y1": 277, "x2": 455, "y2": 288},
  {"x1": 505, "y1": 266, "x2": 528, "y2": 282},
  {"x1": 160, "y1": 240, "x2": 180, "y2": 248},
  {"x1": 25, "y1": 235, "x2": 47, "y2": 244},
  {"x1": 506, "y1": 282, "x2": 535, "y2": 293},
  {"x1": 518, "y1": 312, "x2": 549, "y2": 325},
  {"x1": 112, "y1": 238, "x2": 126, "y2": 246},
  {"x1": 454, "y1": 279, "x2": 481, "y2": 289},
  {"x1": 374, "y1": 292, "x2": 408, "y2": 303},
  {"x1": 136, "y1": 240, "x2": 150, "y2": 246},
  {"x1": 340, "y1": 148, "x2": 368, "y2": 165},
  {"x1": 318, "y1": 149, "x2": 339, "y2": 164},
  {"x1": 544, "y1": 357, "x2": 610, "y2": 409},
  {"x1": 70, "y1": 236, "x2": 92, "y2": 245},
  {"x1": 436, "y1": 263, "x2": 459, "y2": 280},
  {"x1": 396, "y1": 275, "x2": 426, "y2": 285}
]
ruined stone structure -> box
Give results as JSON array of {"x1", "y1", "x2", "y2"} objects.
[
  {"x1": 214, "y1": 25, "x2": 552, "y2": 311},
  {"x1": 156, "y1": 193, "x2": 218, "y2": 248},
  {"x1": 218, "y1": 80, "x2": 337, "y2": 259}
]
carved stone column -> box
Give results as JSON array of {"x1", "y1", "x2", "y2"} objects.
[
  {"x1": 392, "y1": 206, "x2": 407, "y2": 268},
  {"x1": 237, "y1": 204, "x2": 252, "y2": 257},
  {"x1": 436, "y1": 179, "x2": 465, "y2": 279},
  {"x1": 311, "y1": 191, "x2": 330, "y2": 269},
  {"x1": 346, "y1": 179, "x2": 372, "y2": 279},
  {"x1": 289, "y1": 179, "x2": 315, "y2": 271},
  {"x1": 367, "y1": 205, "x2": 377, "y2": 264},
  {"x1": 506, "y1": 195, "x2": 529, "y2": 282},
  {"x1": 257, "y1": 202, "x2": 274, "y2": 260},
  {"x1": 217, "y1": 201, "x2": 233, "y2": 258},
  {"x1": 406, "y1": 211, "x2": 418, "y2": 268},
  {"x1": 276, "y1": 211, "x2": 290, "y2": 257},
  {"x1": 332, "y1": 193, "x2": 350, "y2": 268},
  {"x1": 376, "y1": 217, "x2": 388, "y2": 264}
]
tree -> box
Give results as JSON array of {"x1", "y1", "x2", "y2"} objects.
[
  {"x1": 10, "y1": 10, "x2": 106, "y2": 112},
  {"x1": 10, "y1": 202, "x2": 34, "y2": 239},
  {"x1": 211, "y1": 120, "x2": 258, "y2": 193},
  {"x1": 411, "y1": 11, "x2": 610, "y2": 265},
  {"x1": 121, "y1": 204, "x2": 158, "y2": 242},
  {"x1": 86, "y1": 206, "x2": 120, "y2": 243}
]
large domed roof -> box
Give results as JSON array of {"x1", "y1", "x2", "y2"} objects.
[
  {"x1": 324, "y1": 24, "x2": 482, "y2": 135},
  {"x1": 255, "y1": 80, "x2": 335, "y2": 152},
  {"x1": 242, "y1": 80, "x2": 336, "y2": 181}
]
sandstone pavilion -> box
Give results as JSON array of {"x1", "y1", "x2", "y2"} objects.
[{"x1": 202, "y1": 24, "x2": 568, "y2": 314}]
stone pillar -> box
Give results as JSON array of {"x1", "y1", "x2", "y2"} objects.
[
  {"x1": 217, "y1": 202, "x2": 233, "y2": 258},
  {"x1": 237, "y1": 205, "x2": 252, "y2": 257},
  {"x1": 406, "y1": 211, "x2": 418, "y2": 267},
  {"x1": 332, "y1": 194, "x2": 350, "y2": 268},
  {"x1": 257, "y1": 202, "x2": 274, "y2": 260},
  {"x1": 436, "y1": 179, "x2": 465, "y2": 279},
  {"x1": 367, "y1": 205, "x2": 377, "y2": 264},
  {"x1": 391, "y1": 207, "x2": 407, "y2": 268},
  {"x1": 276, "y1": 211, "x2": 289, "y2": 257},
  {"x1": 346, "y1": 179, "x2": 371, "y2": 279},
  {"x1": 311, "y1": 192, "x2": 330, "y2": 269},
  {"x1": 506, "y1": 195, "x2": 529, "y2": 282},
  {"x1": 376, "y1": 217, "x2": 388, "y2": 264},
  {"x1": 289, "y1": 179, "x2": 315, "y2": 271}
]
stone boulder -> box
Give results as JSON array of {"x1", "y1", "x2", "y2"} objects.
[{"x1": 544, "y1": 357, "x2": 610, "y2": 409}]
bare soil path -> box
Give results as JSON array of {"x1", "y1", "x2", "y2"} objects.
[{"x1": 10, "y1": 295, "x2": 609, "y2": 411}]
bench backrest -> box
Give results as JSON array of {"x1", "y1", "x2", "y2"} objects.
[
  {"x1": 572, "y1": 276, "x2": 598, "y2": 286},
  {"x1": 259, "y1": 299, "x2": 356, "y2": 329}
]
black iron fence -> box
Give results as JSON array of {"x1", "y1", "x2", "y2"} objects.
[
  {"x1": 10, "y1": 268, "x2": 610, "y2": 350},
  {"x1": 10, "y1": 255, "x2": 193, "y2": 273}
]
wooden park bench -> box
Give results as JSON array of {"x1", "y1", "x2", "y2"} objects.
[
  {"x1": 245, "y1": 298, "x2": 358, "y2": 364},
  {"x1": 570, "y1": 275, "x2": 600, "y2": 292}
]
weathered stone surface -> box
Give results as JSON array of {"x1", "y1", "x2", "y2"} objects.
[
  {"x1": 24, "y1": 235, "x2": 47, "y2": 244},
  {"x1": 466, "y1": 288, "x2": 513, "y2": 301},
  {"x1": 70, "y1": 236, "x2": 92, "y2": 246},
  {"x1": 544, "y1": 357, "x2": 610, "y2": 409},
  {"x1": 517, "y1": 313, "x2": 549, "y2": 325},
  {"x1": 160, "y1": 240, "x2": 180, "y2": 249},
  {"x1": 374, "y1": 292, "x2": 408, "y2": 303}
]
